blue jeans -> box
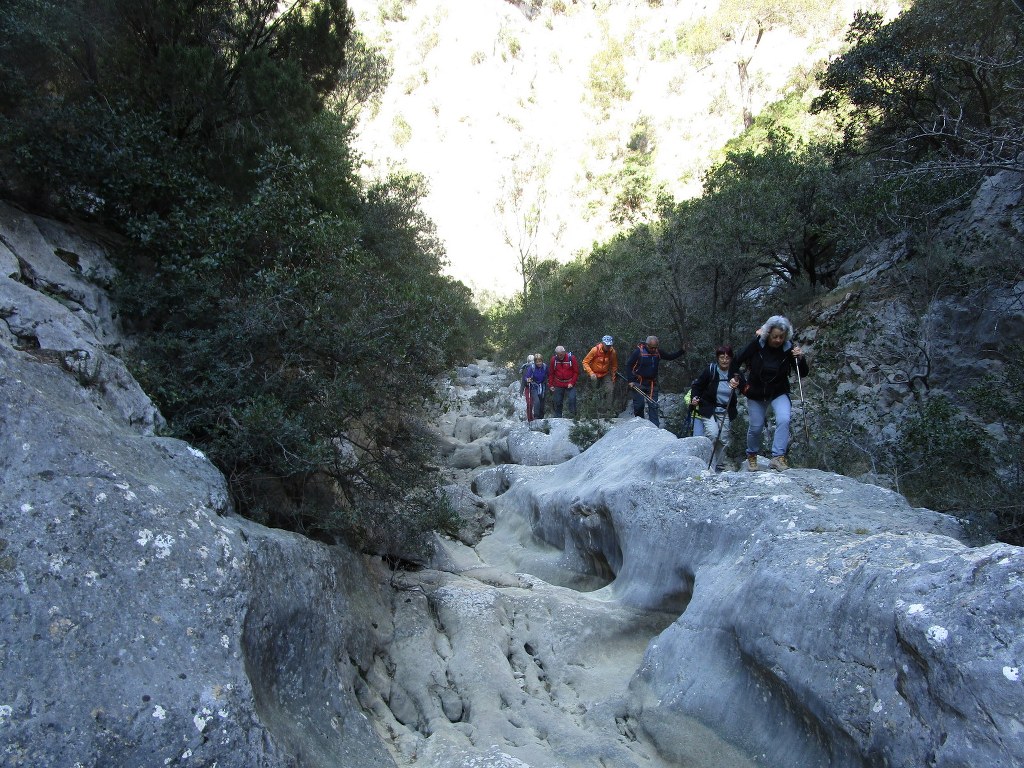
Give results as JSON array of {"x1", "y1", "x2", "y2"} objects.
[
  {"x1": 632, "y1": 384, "x2": 660, "y2": 426},
  {"x1": 746, "y1": 394, "x2": 791, "y2": 458},
  {"x1": 551, "y1": 386, "x2": 576, "y2": 417}
]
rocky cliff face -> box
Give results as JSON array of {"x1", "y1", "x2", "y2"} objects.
[
  {"x1": 0, "y1": 204, "x2": 394, "y2": 767},
  {"x1": 2, "y1": 201, "x2": 1022, "y2": 768}
]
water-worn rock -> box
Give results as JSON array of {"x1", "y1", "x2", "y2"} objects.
[
  {"x1": 482, "y1": 419, "x2": 1024, "y2": 768},
  {"x1": 7, "y1": 204, "x2": 1022, "y2": 768},
  {"x1": 0, "y1": 340, "x2": 396, "y2": 767},
  {"x1": 506, "y1": 419, "x2": 581, "y2": 466}
]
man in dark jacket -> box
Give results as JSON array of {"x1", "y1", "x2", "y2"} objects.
[
  {"x1": 729, "y1": 316, "x2": 808, "y2": 471},
  {"x1": 689, "y1": 345, "x2": 740, "y2": 471},
  {"x1": 625, "y1": 335, "x2": 683, "y2": 427}
]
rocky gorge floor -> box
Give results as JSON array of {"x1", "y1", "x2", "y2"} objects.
[
  {"x1": 358, "y1": 359, "x2": 1024, "y2": 768},
  {"x1": 358, "y1": 360, "x2": 755, "y2": 767}
]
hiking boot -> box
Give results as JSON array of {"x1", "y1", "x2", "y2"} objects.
[
  {"x1": 768, "y1": 455, "x2": 789, "y2": 471},
  {"x1": 746, "y1": 454, "x2": 759, "y2": 471}
]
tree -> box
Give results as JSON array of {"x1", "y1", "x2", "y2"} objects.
[
  {"x1": 605, "y1": 117, "x2": 673, "y2": 227},
  {"x1": 495, "y1": 152, "x2": 564, "y2": 309},
  {"x1": 0, "y1": 0, "x2": 353, "y2": 219},
  {"x1": 685, "y1": 0, "x2": 842, "y2": 128},
  {"x1": 812, "y1": 0, "x2": 1024, "y2": 176},
  {"x1": 0, "y1": 0, "x2": 483, "y2": 555},
  {"x1": 700, "y1": 132, "x2": 852, "y2": 291}
]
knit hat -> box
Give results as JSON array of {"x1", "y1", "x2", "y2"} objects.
[{"x1": 602, "y1": 335, "x2": 614, "y2": 346}]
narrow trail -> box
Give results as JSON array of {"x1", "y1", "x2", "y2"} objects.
[{"x1": 360, "y1": 360, "x2": 752, "y2": 768}]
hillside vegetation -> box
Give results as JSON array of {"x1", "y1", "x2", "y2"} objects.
[
  {"x1": 347, "y1": 0, "x2": 867, "y2": 295},
  {"x1": 0, "y1": 0, "x2": 483, "y2": 553},
  {"x1": 486, "y1": 0, "x2": 1024, "y2": 543}
]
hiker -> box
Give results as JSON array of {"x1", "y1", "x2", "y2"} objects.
[
  {"x1": 624, "y1": 335, "x2": 683, "y2": 427},
  {"x1": 548, "y1": 345, "x2": 579, "y2": 418},
  {"x1": 582, "y1": 334, "x2": 618, "y2": 417},
  {"x1": 520, "y1": 354, "x2": 536, "y2": 422},
  {"x1": 689, "y1": 345, "x2": 740, "y2": 471},
  {"x1": 729, "y1": 315, "x2": 808, "y2": 471},
  {"x1": 525, "y1": 352, "x2": 547, "y2": 420}
]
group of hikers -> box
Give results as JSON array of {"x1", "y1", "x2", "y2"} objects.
[{"x1": 518, "y1": 315, "x2": 808, "y2": 472}]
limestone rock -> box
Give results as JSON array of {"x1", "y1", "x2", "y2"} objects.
[
  {"x1": 481, "y1": 418, "x2": 1023, "y2": 768},
  {"x1": 0, "y1": 202, "x2": 161, "y2": 433},
  {"x1": 0, "y1": 341, "x2": 394, "y2": 767}
]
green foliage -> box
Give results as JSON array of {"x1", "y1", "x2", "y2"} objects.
[
  {"x1": 569, "y1": 419, "x2": 611, "y2": 450},
  {"x1": 393, "y1": 114, "x2": 413, "y2": 146},
  {"x1": 0, "y1": 0, "x2": 484, "y2": 556},
  {"x1": 586, "y1": 32, "x2": 632, "y2": 119},
  {"x1": 891, "y1": 395, "x2": 994, "y2": 509},
  {"x1": 603, "y1": 117, "x2": 672, "y2": 227},
  {"x1": 1, "y1": 0, "x2": 353, "y2": 219},
  {"x1": 812, "y1": 0, "x2": 1024, "y2": 174},
  {"x1": 965, "y1": 347, "x2": 1024, "y2": 545}
]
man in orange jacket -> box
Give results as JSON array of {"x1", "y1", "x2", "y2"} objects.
[{"x1": 582, "y1": 334, "x2": 618, "y2": 417}]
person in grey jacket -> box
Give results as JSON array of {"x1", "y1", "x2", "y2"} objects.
[{"x1": 689, "y1": 345, "x2": 740, "y2": 471}]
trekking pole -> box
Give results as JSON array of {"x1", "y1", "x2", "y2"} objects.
[
  {"x1": 795, "y1": 360, "x2": 811, "y2": 447},
  {"x1": 615, "y1": 371, "x2": 658, "y2": 408},
  {"x1": 707, "y1": 411, "x2": 723, "y2": 470}
]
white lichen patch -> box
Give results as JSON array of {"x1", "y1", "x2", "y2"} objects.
[
  {"x1": 925, "y1": 625, "x2": 949, "y2": 646},
  {"x1": 153, "y1": 534, "x2": 174, "y2": 559},
  {"x1": 152, "y1": 705, "x2": 167, "y2": 720},
  {"x1": 48, "y1": 555, "x2": 67, "y2": 574},
  {"x1": 872, "y1": 700, "x2": 883, "y2": 713},
  {"x1": 137, "y1": 529, "x2": 154, "y2": 547},
  {"x1": 907, "y1": 604, "x2": 926, "y2": 615},
  {"x1": 0, "y1": 704, "x2": 13, "y2": 724},
  {"x1": 20, "y1": 503, "x2": 32, "y2": 513},
  {"x1": 193, "y1": 708, "x2": 213, "y2": 732},
  {"x1": 94, "y1": 492, "x2": 107, "y2": 503},
  {"x1": 1004, "y1": 666, "x2": 1020, "y2": 682},
  {"x1": 197, "y1": 546, "x2": 210, "y2": 560},
  {"x1": 147, "y1": 484, "x2": 161, "y2": 494},
  {"x1": 220, "y1": 635, "x2": 230, "y2": 649},
  {"x1": 187, "y1": 446, "x2": 207, "y2": 459},
  {"x1": 180, "y1": 578, "x2": 193, "y2": 589},
  {"x1": 84, "y1": 571, "x2": 99, "y2": 586}
]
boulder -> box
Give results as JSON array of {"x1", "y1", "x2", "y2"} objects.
[
  {"x1": 0, "y1": 324, "x2": 394, "y2": 768},
  {"x1": 506, "y1": 420, "x2": 581, "y2": 466},
  {"x1": 482, "y1": 418, "x2": 1023, "y2": 768}
]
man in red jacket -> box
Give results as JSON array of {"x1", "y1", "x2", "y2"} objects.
[{"x1": 548, "y1": 345, "x2": 579, "y2": 418}]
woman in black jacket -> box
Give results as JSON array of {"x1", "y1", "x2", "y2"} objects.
[
  {"x1": 689, "y1": 345, "x2": 740, "y2": 471},
  {"x1": 729, "y1": 316, "x2": 808, "y2": 471}
]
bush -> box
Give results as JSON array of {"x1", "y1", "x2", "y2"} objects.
[{"x1": 569, "y1": 419, "x2": 611, "y2": 450}]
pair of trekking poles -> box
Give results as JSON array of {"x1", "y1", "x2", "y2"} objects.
[
  {"x1": 615, "y1": 371, "x2": 724, "y2": 469},
  {"x1": 615, "y1": 367, "x2": 810, "y2": 470}
]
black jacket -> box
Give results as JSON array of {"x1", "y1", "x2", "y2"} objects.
[
  {"x1": 689, "y1": 362, "x2": 739, "y2": 419},
  {"x1": 729, "y1": 338, "x2": 808, "y2": 401}
]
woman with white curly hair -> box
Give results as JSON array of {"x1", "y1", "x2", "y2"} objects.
[{"x1": 728, "y1": 315, "x2": 809, "y2": 471}]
